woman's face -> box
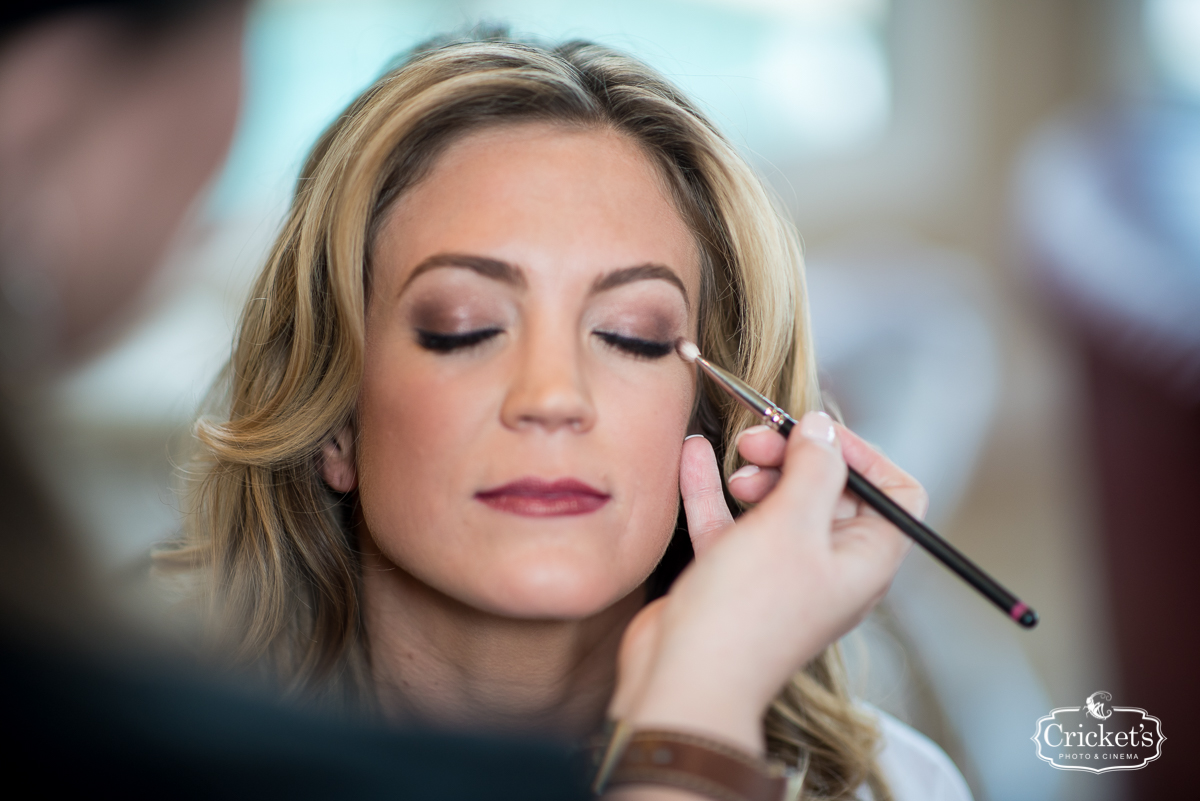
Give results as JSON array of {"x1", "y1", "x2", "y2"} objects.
[{"x1": 343, "y1": 122, "x2": 701, "y2": 619}]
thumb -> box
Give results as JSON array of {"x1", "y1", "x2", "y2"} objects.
[{"x1": 680, "y1": 435, "x2": 734, "y2": 556}]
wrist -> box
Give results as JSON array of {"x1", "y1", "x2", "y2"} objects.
[
  {"x1": 624, "y1": 674, "x2": 765, "y2": 756},
  {"x1": 593, "y1": 723, "x2": 796, "y2": 801}
]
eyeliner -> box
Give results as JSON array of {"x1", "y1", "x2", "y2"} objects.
[{"x1": 676, "y1": 339, "x2": 1038, "y2": 629}]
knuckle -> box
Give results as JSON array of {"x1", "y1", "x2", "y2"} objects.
[{"x1": 682, "y1": 479, "x2": 721, "y2": 501}]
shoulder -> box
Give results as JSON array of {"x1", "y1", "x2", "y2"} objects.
[{"x1": 855, "y1": 705, "x2": 974, "y2": 801}]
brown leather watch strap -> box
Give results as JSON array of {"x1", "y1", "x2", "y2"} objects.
[{"x1": 601, "y1": 729, "x2": 788, "y2": 801}]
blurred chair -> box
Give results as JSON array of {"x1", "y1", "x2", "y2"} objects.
[
  {"x1": 1014, "y1": 107, "x2": 1200, "y2": 801},
  {"x1": 808, "y1": 239, "x2": 1061, "y2": 801}
]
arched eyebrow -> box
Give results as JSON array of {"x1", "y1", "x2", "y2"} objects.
[
  {"x1": 400, "y1": 253, "x2": 688, "y2": 308},
  {"x1": 400, "y1": 253, "x2": 526, "y2": 294},
  {"x1": 591, "y1": 263, "x2": 689, "y2": 309}
]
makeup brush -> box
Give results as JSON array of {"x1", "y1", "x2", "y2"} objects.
[{"x1": 676, "y1": 338, "x2": 1038, "y2": 629}]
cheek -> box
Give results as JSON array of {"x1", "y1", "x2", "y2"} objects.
[
  {"x1": 597, "y1": 367, "x2": 694, "y2": 555},
  {"x1": 605, "y1": 391, "x2": 691, "y2": 480},
  {"x1": 355, "y1": 346, "x2": 500, "y2": 543}
]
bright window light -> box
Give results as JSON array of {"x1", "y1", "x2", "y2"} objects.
[
  {"x1": 211, "y1": 0, "x2": 891, "y2": 216},
  {"x1": 1146, "y1": 0, "x2": 1200, "y2": 97}
]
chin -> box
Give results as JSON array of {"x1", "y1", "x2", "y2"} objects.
[{"x1": 472, "y1": 555, "x2": 639, "y2": 620}]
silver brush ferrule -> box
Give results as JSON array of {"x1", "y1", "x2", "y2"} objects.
[{"x1": 693, "y1": 356, "x2": 797, "y2": 435}]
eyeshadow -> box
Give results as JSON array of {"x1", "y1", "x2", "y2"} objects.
[
  {"x1": 408, "y1": 297, "x2": 494, "y2": 333},
  {"x1": 593, "y1": 307, "x2": 683, "y2": 344}
]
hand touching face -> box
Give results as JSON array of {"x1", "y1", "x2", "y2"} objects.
[
  {"x1": 322, "y1": 123, "x2": 701, "y2": 619},
  {"x1": 610, "y1": 416, "x2": 923, "y2": 752}
]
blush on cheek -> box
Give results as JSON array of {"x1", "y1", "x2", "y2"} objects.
[
  {"x1": 354, "y1": 359, "x2": 454, "y2": 532},
  {"x1": 602, "y1": 383, "x2": 691, "y2": 575}
]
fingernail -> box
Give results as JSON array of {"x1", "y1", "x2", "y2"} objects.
[
  {"x1": 734, "y1": 424, "x2": 773, "y2": 446},
  {"x1": 728, "y1": 464, "x2": 760, "y2": 482},
  {"x1": 799, "y1": 411, "x2": 836, "y2": 446},
  {"x1": 684, "y1": 434, "x2": 707, "y2": 442}
]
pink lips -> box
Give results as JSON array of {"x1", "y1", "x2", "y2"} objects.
[{"x1": 475, "y1": 477, "x2": 611, "y2": 517}]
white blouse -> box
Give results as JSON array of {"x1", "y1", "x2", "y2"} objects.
[{"x1": 856, "y1": 707, "x2": 974, "y2": 801}]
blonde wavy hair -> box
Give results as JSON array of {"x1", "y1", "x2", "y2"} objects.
[{"x1": 165, "y1": 35, "x2": 890, "y2": 801}]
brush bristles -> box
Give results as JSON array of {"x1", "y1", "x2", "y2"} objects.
[{"x1": 675, "y1": 338, "x2": 701, "y2": 363}]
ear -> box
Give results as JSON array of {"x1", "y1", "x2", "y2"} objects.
[{"x1": 319, "y1": 423, "x2": 357, "y2": 493}]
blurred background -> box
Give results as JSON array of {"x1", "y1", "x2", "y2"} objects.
[{"x1": 24, "y1": 1, "x2": 1199, "y2": 799}]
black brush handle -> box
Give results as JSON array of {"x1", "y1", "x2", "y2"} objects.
[{"x1": 776, "y1": 417, "x2": 1038, "y2": 628}]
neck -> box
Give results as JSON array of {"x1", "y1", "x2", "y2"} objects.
[{"x1": 360, "y1": 541, "x2": 642, "y2": 741}]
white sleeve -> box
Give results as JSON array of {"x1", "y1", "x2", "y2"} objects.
[{"x1": 854, "y1": 706, "x2": 974, "y2": 801}]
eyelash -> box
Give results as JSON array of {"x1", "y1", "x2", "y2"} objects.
[
  {"x1": 594, "y1": 331, "x2": 673, "y2": 359},
  {"x1": 416, "y1": 328, "x2": 503, "y2": 352},
  {"x1": 414, "y1": 328, "x2": 672, "y2": 360}
]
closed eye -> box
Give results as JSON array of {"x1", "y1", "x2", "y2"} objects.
[
  {"x1": 416, "y1": 328, "x2": 503, "y2": 352},
  {"x1": 594, "y1": 331, "x2": 673, "y2": 359}
]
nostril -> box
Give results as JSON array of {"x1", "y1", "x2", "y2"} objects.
[{"x1": 515, "y1": 410, "x2": 587, "y2": 432}]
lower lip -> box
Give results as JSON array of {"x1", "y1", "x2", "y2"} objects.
[{"x1": 476, "y1": 491, "x2": 610, "y2": 517}]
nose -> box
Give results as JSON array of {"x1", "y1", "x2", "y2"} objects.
[{"x1": 500, "y1": 326, "x2": 596, "y2": 434}]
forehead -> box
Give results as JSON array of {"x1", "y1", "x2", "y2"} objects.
[{"x1": 373, "y1": 121, "x2": 700, "y2": 298}]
